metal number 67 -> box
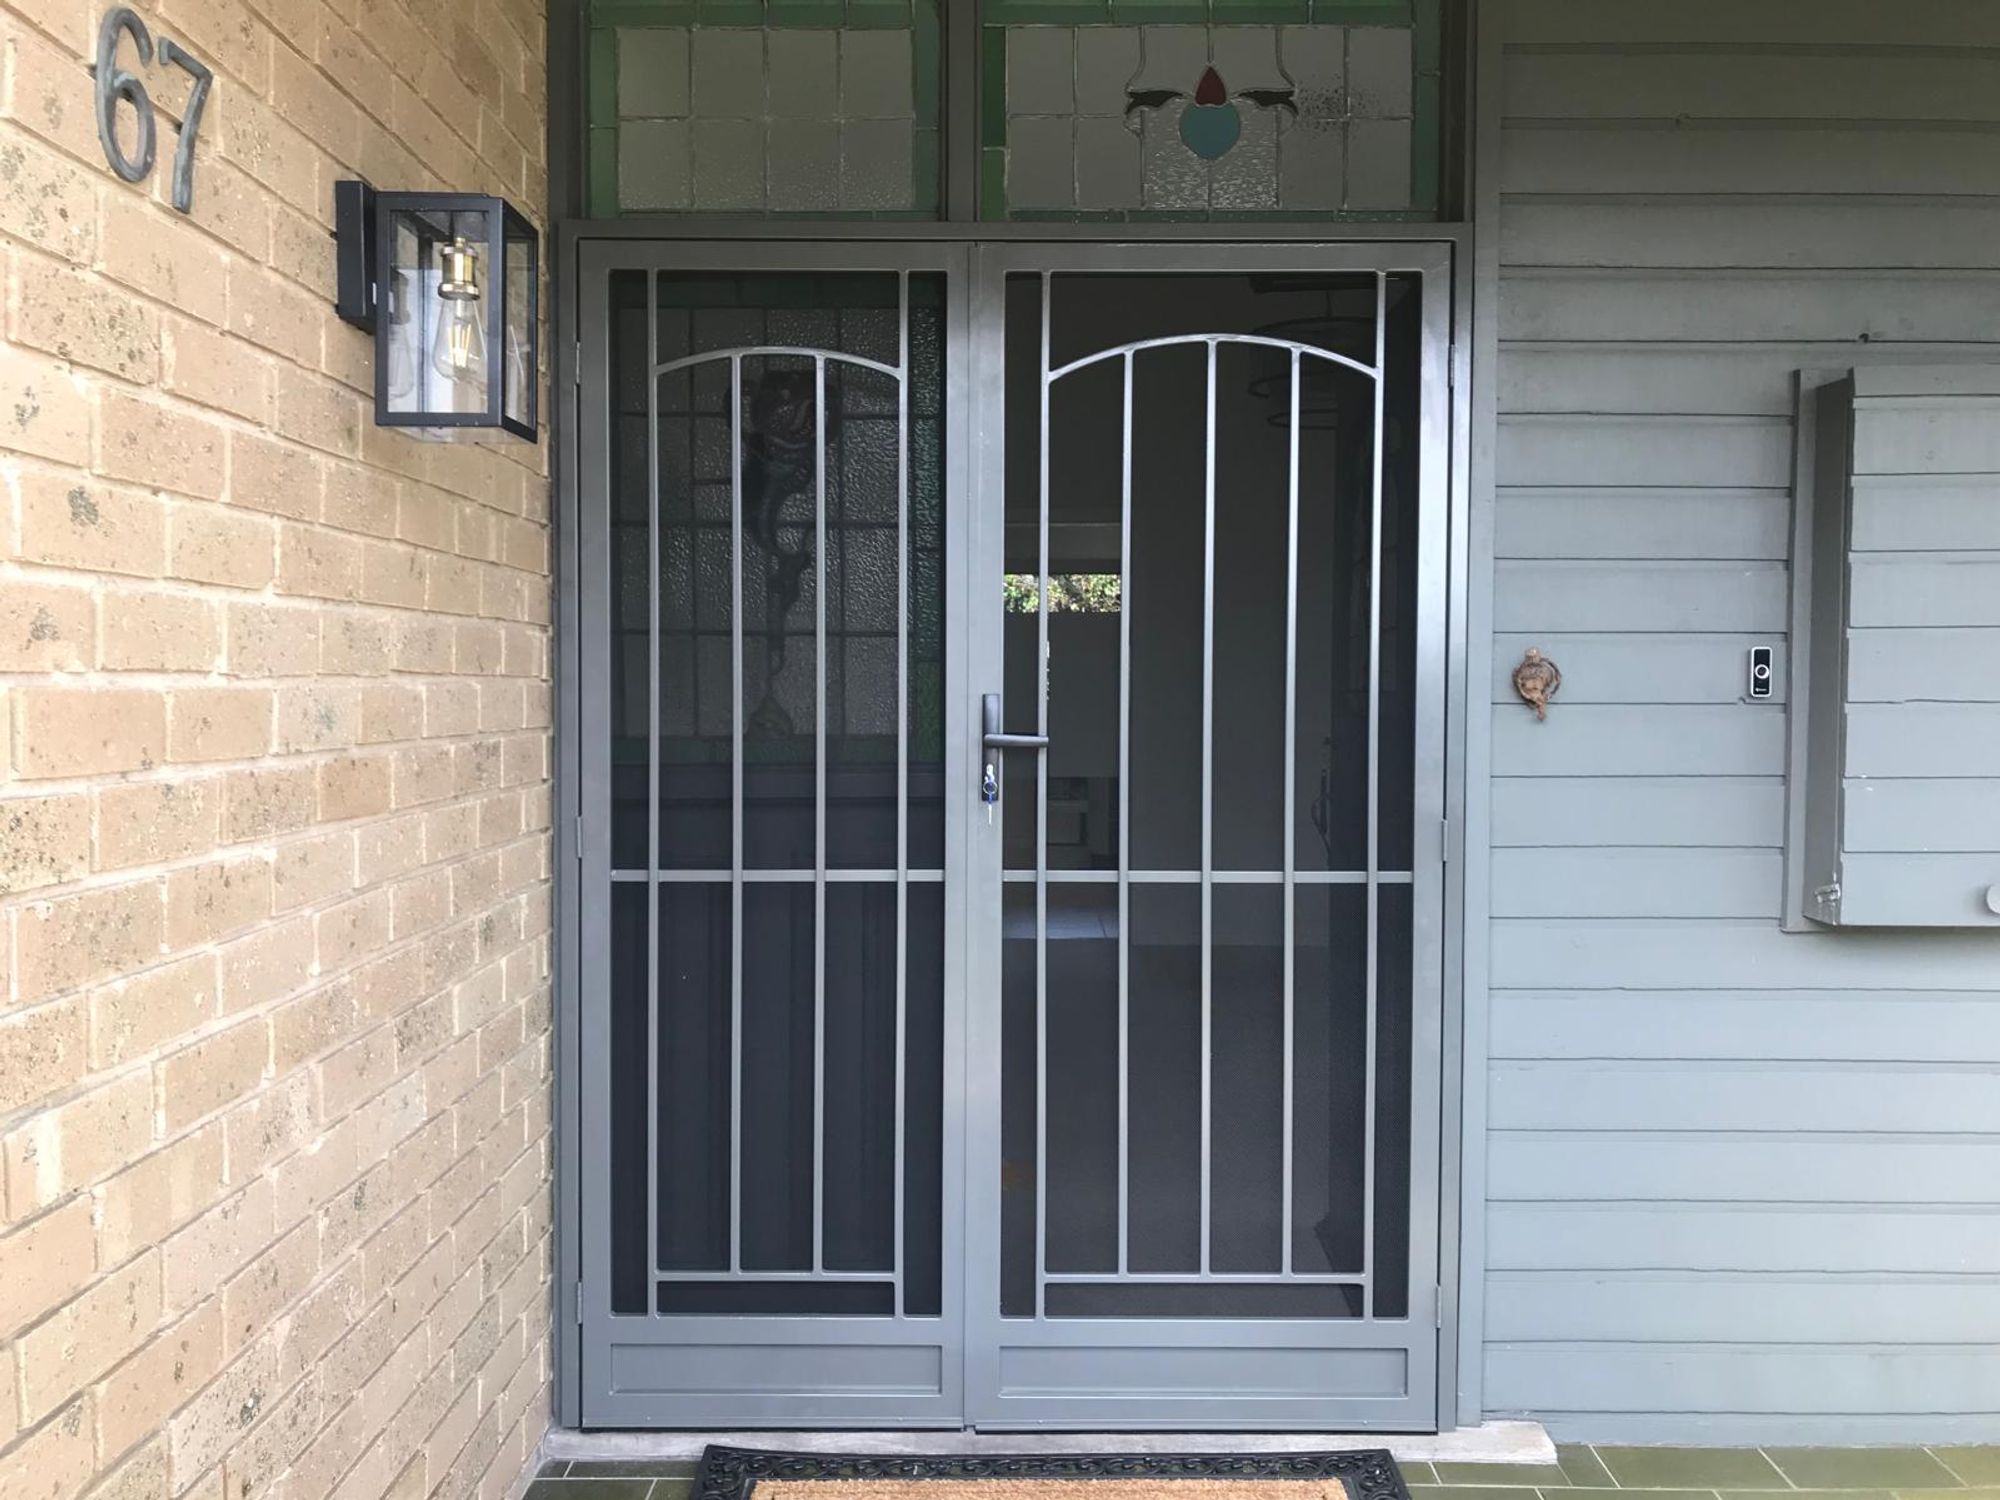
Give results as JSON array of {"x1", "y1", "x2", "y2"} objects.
[{"x1": 93, "y1": 6, "x2": 212, "y2": 213}]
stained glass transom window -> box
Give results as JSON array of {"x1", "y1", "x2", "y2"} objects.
[
  {"x1": 982, "y1": 1, "x2": 1440, "y2": 219},
  {"x1": 586, "y1": 2, "x2": 942, "y2": 217}
]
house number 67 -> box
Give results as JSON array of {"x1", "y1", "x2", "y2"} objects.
[{"x1": 93, "y1": 6, "x2": 212, "y2": 214}]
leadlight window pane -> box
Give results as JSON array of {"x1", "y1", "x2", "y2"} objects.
[
  {"x1": 585, "y1": 1, "x2": 943, "y2": 218},
  {"x1": 980, "y1": 0, "x2": 1441, "y2": 221}
]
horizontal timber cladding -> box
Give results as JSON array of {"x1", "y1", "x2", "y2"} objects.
[{"x1": 1483, "y1": 0, "x2": 2000, "y2": 1443}]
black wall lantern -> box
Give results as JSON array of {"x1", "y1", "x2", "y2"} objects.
[{"x1": 334, "y1": 180, "x2": 538, "y2": 442}]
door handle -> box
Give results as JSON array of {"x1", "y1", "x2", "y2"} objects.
[{"x1": 981, "y1": 693, "x2": 1048, "y2": 752}]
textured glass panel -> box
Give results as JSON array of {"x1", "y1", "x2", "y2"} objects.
[
  {"x1": 999, "y1": 883, "x2": 1037, "y2": 1317},
  {"x1": 609, "y1": 272, "x2": 652, "y2": 871},
  {"x1": 904, "y1": 882, "x2": 945, "y2": 1316},
  {"x1": 1373, "y1": 883, "x2": 1413, "y2": 1316},
  {"x1": 586, "y1": 2, "x2": 943, "y2": 218},
  {"x1": 983, "y1": 6, "x2": 1442, "y2": 222},
  {"x1": 608, "y1": 881, "x2": 649, "y2": 1313}
]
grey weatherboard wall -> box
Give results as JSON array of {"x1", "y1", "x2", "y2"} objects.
[{"x1": 1478, "y1": 0, "x2": 2000, "y2": 1443}]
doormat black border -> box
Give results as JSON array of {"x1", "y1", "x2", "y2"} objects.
[{"x1": 696, "y1": 1446, "x2": 1409, "y2": 1500}]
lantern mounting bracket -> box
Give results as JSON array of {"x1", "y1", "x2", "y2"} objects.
[{"x1": 334, "y1": 178, "x2": 379, "y2": 333}]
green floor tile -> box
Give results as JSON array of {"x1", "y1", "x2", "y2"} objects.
[
  {"x1": 1767, "y1": 1451, "x2": 1963, "y2": 1491},
  {"x1": 1558, "y1": 1488, "x2": 1720, "y2": 1500},
  {"x1": 1935, "y1": 1456, "x2": 2000, "y2": 1489},
  {"x1": 1597, "y1": 1448, "x2": 1788, "y2": 1490},
  {"x1": 1433, "y1": 1464, "x2": 1573, "y2": 1488},
  {"x1": 568, "y1": 1463, "x2": 695, "y2": 1479},
  {"x1": 1399, "y1": 1465, "x2": 1439, "y2": 1486},
  {"x1": 1556, "y1": 1449, "x2": 1616, "y2": 1489},
  {"x1": 524, "y1": 1481, "x2": 655, "y2": 1500},
  {"x1": 1407, "y1": 1485, "x2": 1546, "y2": 1500},
  {"x1": 1724, "y1": 1490, "x2": 1894, "y2": 1500}
]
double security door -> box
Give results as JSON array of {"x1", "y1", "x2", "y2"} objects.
[{"x1": 575, "y1": 239, "x2": 1449, "y2": 1430}]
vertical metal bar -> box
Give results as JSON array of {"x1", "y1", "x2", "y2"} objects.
[
  {"x1": 1282, "y1": 347, "x2": 1299, "y2": 1278},
  {"x1": 730, "y1": 352, "x2": 745, "y2": 1277},
  {"x1": 1117, "y1": 349, "x2": 1133, "y2": 1279},
  {"x1": 813, "y1": 355, "x2": 828, "y2": 1275},
  {"x1": 1199, "y1": 337, "x2": 1216, "y2": 1279},
  {"x1": 1362, "y1": 274, "x2": 1387, "y2": 1318},
  {"x1": 645, "y1": 274, "x2": 660, "y2": 1304},
  {"x1": 1035, "y1": 273, "x2": 1052, "y2": 1320},
  {"x1": 894, "y1": 271, "x2": 909, "y2": 1318}
]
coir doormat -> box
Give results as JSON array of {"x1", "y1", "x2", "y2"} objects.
[{"x1": 694, "y1": 1447, "x2": 1411, "y2": 1500}]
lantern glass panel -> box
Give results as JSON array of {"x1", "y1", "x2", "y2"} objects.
[
  {"x1": 504, "y1": 219, "x2": 535, "y2": 431},
  {"x1": 384, "y1": 203, "x2": 495, "y2": 422}
]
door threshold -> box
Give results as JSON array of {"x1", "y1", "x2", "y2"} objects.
[{"x1": 542, "y1": 1420, "x2": 1554, "y2": 1467}]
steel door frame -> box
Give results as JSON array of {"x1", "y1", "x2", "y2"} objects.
[
  {"x1": 562, "y1": 232, "x2": 1463, "y2": 1432},
  {"x1": 964, "y1": 241, "x2": 1452, "y2": 1430},
  {"x1": 574, "y1": 239, "x2": 974, "y2": 1427}
]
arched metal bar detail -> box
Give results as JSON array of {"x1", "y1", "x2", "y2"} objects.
[
  {"x1": 1047, "y1": 331, "x2": 1376, "y2": 384},
  {"x1": 655, "y1": 344, "x2": 902, "y2": 380}
]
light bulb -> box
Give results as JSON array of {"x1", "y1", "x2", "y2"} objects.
[
  {"x1": 385, "y1": 273, "x2": 416, "y2": 399},
  {"x1": 430, "y1": 236, "x2": 486, "y2": 387},
  {"x1": 431, "y1": 296, "x2": 486, "y2": 384}
]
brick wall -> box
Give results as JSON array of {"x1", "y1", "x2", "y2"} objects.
[{"x1": 0, "y1": 1, "x2": 554, "y2": 1497}]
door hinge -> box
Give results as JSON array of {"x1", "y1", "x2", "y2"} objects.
[
  {"x1": 574, "y1": 814, "x2": 586, "y2": 862},
  {"x1": 1440, "y1": 816, "x2": 1450, "y2": 864},
  {"x1": 575, "y1": 1279, "x2": 585, "y2": 1325},
  {"x1": 572, "y1": 340, "x2": 582, "y2": 389},
  {"x1": 1434, "y1": 1286, "x2": 1444, "y2": 1329}
]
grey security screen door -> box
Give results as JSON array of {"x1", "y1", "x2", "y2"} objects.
[
  {"x1": 574, "y1": 238, "x2": 1446, "y2": 1430},
  {"x1": 964, "y1": 243, "x2": 1447, "y2": 1430}
]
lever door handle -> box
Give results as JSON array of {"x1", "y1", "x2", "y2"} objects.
[{"x1": 981, "y1": 693, "x2": 1048, "y2": 751}]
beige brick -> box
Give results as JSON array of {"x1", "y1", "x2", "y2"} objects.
[
  {"x1": 213, "y1": 87, "x2": 321, "y2": 219},
  {"x1": 221, "y1": 1069, "x2": 313, "y2": 1184},
  {"x1": 92, "y1": 1305, "x2": 223, "y2": 1472},
  {"x1": 318, "y1": 608, "x2": 394, "y2": 675},
  {"x1": 354, "y1": 812, "x2": 423, "y2": 887},
  {"x1": 9, "y1": 251, "x2": 159, "y2": 382},
  {"x1": 322, "y1": 466, "x2": 399, "y2": 540},
  {"x1": 224, "y1": 602, "x2": 318, "y2": 677},
  {"x1": 0, "y1": 1068, "x2": 150, "y2": 1222},
  {"x1": 358, "y1": 683, "x2": 424, "y2": 744},
  {"x1": 271, "y1": 980, "x2": 358, "y2": 1074},
  {"x1": 90, "y1": 952, "x2": 218, "y2": 1069},
  {"x1": 166, "y1": 1335, "x2": 279, "y2": 1490},
  {"x1": 0, "y1": 129, "x2": 97, "y2": 263},
  {"x1": 17, "y1": 471, "x2": 167, "y2": 577},
  {"x1": 277, "y1": 521, "x2": 362, "y2": 601},
  {"x1": 13, "y1": 686, "x2": 164, "y2": 778},
  {"x1": 217, "y1": 916, "x2": 313, "y2": 1015},
  {"x1": 272, "y1": 829, "x2": 355, "y2": 915},
  {"x1": 228, "y1": 432, "x2": 322, "y2": 520},
  {"x1": 0, "y1": 1396, "x2": 94, "y2": 1500},
  {"x1": 164, "y1": 316, "x2": 274, "y2": 425},
  {"x1": 180, "y1": 153, "x2": 271, "y2": 263},
  {"x1": 226, "y1": 261, "x2": 319, "y2": 368},
  {"x1": 97, "y1": 1121, "x2": 228, "y2": 1267},
  {"x1": 96, "y1": 778, "x2": 221, "y2": 869},
  {"x1": 315, "y1": 889, "x2": 391, "y2": 973},
  {"x1": 80, "y1": 1437, "x2": 172, "y2": 1500},
  {"x1": 160, "y1": 1177, "x2": 274, "y2": 1316},
  {"x1": 166, "y1": 857, "x2": 273, "y2": 950},
  {"x1": 0, "y1": 342, "x2": 91, "y2": 465},
  {"x1": 223, "y1": 765, "x2": 316, "y2": 842},
  {"x1": 170, "y1": 502, "x2": 277, "y2": 590},
  {"x1": 317, "y1": 755, "x2": 392, "y2": 824},
  {"x1": 0, "y1": 577, "x2": 91, "y2": 672},
  {"x1": 2, "y1": 20, "x2": 102, "y2": 162},
  {"x1": 157, "y1": 0, "x2": 272, "y2": 92},
  {"x1": 274, "y1": 683, "x2": 361, "y2": 754},
  {"x1": 98, "y1": 392, "x2": 226, "y2": 502},
  {"x1": 158, "y1": 1018, "x2": 269, "y2": 1134},
  {"x1": 100, "y1": 591, "x2": 223, "y2": 672},
  {"x1": 14, "y1": 880, "x2": 163, "y2": 1006},
  {"x1": 0, "y1": 790, "x2": 90, "y2": 893},
  {"x1": 0, "y1": 1196, "x2": 94, "y2": 1337},
  {"x1": 169, "y1": 686, "x2": 273, "y2": 764},
  {"x1": 15, "y1": 1249, "x2": 162, "y2": 1425},
  {"x1": 100, "y1": 195, "x2": 227, "y2": 327},
  {"x1": 0, "y1": 996, "x2": 86, "y2": 1115},
  {"x1": 274, "y1": 364, "x2": 361, "y2": 458}
]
